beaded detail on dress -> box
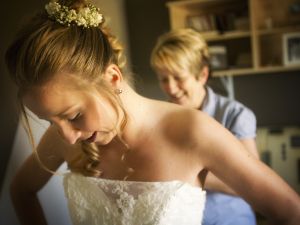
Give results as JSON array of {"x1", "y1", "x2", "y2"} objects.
[{"x1": 63, "y1": 173, "x2": 206, "y2": 225}]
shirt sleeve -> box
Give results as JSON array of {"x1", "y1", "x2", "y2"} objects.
[{"x1": 228, "y1": 106, "x2": 257, "y2": 139}]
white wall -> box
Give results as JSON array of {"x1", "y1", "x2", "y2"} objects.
[
  {"x1": 0, "y1": 1, "x2": 129, "y2": 224},
  {"x1": 0, "y1": 114, "x2": 71, "y2": 225},
  {"x1": 93, "y1": 0, "x2": 132, "y2": 70}
]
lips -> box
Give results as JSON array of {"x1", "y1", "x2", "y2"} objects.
[
  {"x1": 85, "y1": 132, "x2": 97, "y2": 143},
  {"x1": 170, "y1": 92, "x2": 184, "y2": 100},
  {"x1": 171, "y1": 94, "x2": 184, "y2": 103}
]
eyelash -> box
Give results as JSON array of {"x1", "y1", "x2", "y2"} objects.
[{"x1": 68, "y1": 113, "x2": 81, "y2": 122}]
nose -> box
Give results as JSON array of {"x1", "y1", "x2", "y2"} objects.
[
  {"x1": 162, "y1": 77, "x2": 179, "y2": 95},
  {"x1": 58, "y1": 124, "x2": 81, "y2": 145}
]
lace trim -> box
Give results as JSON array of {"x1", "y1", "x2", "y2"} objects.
[{"x1": 64, "y1": 173, "x2": 206, "y2": 225}]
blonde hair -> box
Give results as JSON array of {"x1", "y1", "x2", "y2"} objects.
[
  {"x1": 151, "y1": 28, "x2": 210, "y2": 79},
  {"x1": 5, "y1": 0, "x2": 131, "y2": 177}
]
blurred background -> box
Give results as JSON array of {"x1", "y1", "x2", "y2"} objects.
[{"x1": 1, "y1": 0, "x2": 300, "y2": 224}]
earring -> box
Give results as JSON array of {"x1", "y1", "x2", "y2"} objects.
[{"x1": 115, "y1": 88, "x2": 123, "y2": 94}]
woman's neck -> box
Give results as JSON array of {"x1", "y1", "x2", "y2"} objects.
[{"x1": 118, "y1": 83, "x2": 154, "y2": 149}]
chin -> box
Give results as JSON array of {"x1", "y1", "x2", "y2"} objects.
[
  {"x1": 172, "y1": 96, "x2": 188, "y2": 105},
  {"x1": 175, "y1": 99, "x2": 186, "y2": 106},
  {"x1": 95, "y1": 140, "x2": 110, "y2": 146},
  {"x1": 170, "y1": 99, "x2": 182, "y2": 105},
  {"x1": 95, "y1": 131, "x2": 117, "y2": 146}
]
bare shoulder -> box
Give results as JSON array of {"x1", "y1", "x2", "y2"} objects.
[
  {"x1": 157, "y1": 102, "x2": 239, "y2": 161},
  {"x1": 159, "y1": 103, "x2": 220, "y2": 142},
  {"x1": 36, "y1": 126, "x2": 62, "y2": 160},
  {"x1": 10, "y1": 125, "x2": 73, "y2": 193},
  {"x1": 38, "y1": 125, "x2": 78, "y2": 159}
]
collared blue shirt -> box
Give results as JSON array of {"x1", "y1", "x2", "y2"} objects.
[{"x1": 201, "y1": 87, "x2": 257, "y2": 225}]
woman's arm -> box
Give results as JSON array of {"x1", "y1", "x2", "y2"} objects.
[
  {"x1": 11, "y1": 126, "x2": 65, "y2": 225},
  {"x1": 204, "y1": 171, "x2": 237, "y2": 195},
  {"x1": 204, "y1": 138, "x2": 259, "y2": 195},
  {"x1": 192, "y1": 112, "x2": 300, "y2": 225}
]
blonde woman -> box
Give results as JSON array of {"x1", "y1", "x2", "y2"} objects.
[
  {"x1": 151, "y1": 28, "x2": 259, "y2": 225},
  {"x1": 6, "y1": 1, "x2": 300, "y2": 225}
]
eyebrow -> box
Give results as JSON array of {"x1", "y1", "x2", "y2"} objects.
[
  {"x1": 55, "y1": 105, "x2": 78, "y2": 117},
  {"x1": 37, "y1": 105, "x2": 78, "y2": 122}
]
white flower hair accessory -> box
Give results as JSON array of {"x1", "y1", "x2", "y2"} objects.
[{"x1": 45, "y1": 0, "x2": 103, "y2": 28}]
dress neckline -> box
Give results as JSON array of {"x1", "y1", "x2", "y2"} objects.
[{"x1": 65, "y1": 172, "x2": 204, "y2": 191}]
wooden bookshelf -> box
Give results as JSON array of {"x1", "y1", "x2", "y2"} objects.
[{"x1": 166, "y1": 0, "x2": 300, "y2": 77}]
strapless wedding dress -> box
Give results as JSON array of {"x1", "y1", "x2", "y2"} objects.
[{"x1": 63, "y1": 173, "x2": 206, "y2": 225}]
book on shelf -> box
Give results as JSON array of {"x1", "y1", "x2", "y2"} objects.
[
  {"x1": 186, "y1": 12, "x2": 243, "y2": 35},
  {"x1": 186, "y1": 14, "x2": 217, "y2": 33}
]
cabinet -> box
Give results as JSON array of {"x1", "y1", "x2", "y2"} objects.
[
  {"x1": 257, "y1": 127, "x2": 300, "y2": 194},
  {"x1": 166, "y1": 0, "x2": 300, "y2": 77}
]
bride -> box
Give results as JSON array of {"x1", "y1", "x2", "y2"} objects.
[{"x1": 6, "y1": 0, "x2": 300, "y2": 224}]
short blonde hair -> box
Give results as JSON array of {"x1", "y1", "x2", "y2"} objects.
[{"x1": 151, "y1": 28, "x2": 210, "y2": 79}]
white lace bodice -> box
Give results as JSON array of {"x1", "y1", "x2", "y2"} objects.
[{"x1": 63, "y1": 173, "x2": 206, "y2": 225}]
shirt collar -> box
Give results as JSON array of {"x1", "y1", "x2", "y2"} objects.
[{"x1": 201, "y1": 86, "x2": 217, "y2": 116}]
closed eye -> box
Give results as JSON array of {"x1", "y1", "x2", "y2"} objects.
[
  {"x1": 174, "y1": 76, "x2": 186, "y2": 82},
  {"x1": 159, "y1": 77, "x2": 169, "y2": 83},
  {"x1": 68, "y1": 113, "x2": 81, "y2": 122}
]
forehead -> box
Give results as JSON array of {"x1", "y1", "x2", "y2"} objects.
[
  {"x1": 156, "y1": 67, "x2": 192, "y2": 78},
  {"x1": 22, "y1": 74, "x2": 86, "y2": 118}
]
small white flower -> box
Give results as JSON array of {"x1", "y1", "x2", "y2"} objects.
[
  {"x1": 45, "y1": 1, "x2": 103, "y2": 28},
  {"x1": 45, "y1": 2, "x2": 61, "y2": 15}
]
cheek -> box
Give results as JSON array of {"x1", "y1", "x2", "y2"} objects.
[
  {"x1": 76, "y1": 112, "x2": 100, "y2": 131},
  {"x1": 179, "y1": 82, "x2": 189, "y2": 92},
  {"x1": 91, "y1": 105, "x2": 117, "y2": 130},
  {"x1": 160, "y1": 82, "x2": 168, "y2": 91},
  {"x1": 74, "y1": 120, "x2": 92, "y2": 132},
  {"x1": 83, "y1": 119, "x2": 98, "y2": 131}
]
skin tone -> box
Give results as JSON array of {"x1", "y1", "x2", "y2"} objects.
[
  {"x1": 12, "y1": 64, "x2": 300, "y2": 225},
  {"x1": 24, "y1": 76, "x2": 120, "y2": 146},
  {"x1": 157, "y1": 68, "x2": 206, "y2": 108},
  {"x1": 156, "y1": 66, "x2": 259, "y2": 195}
]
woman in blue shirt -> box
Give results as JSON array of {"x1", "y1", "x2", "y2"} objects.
[{"x1": 151, "y1": 28, "x2": 259, "y2": 225}]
